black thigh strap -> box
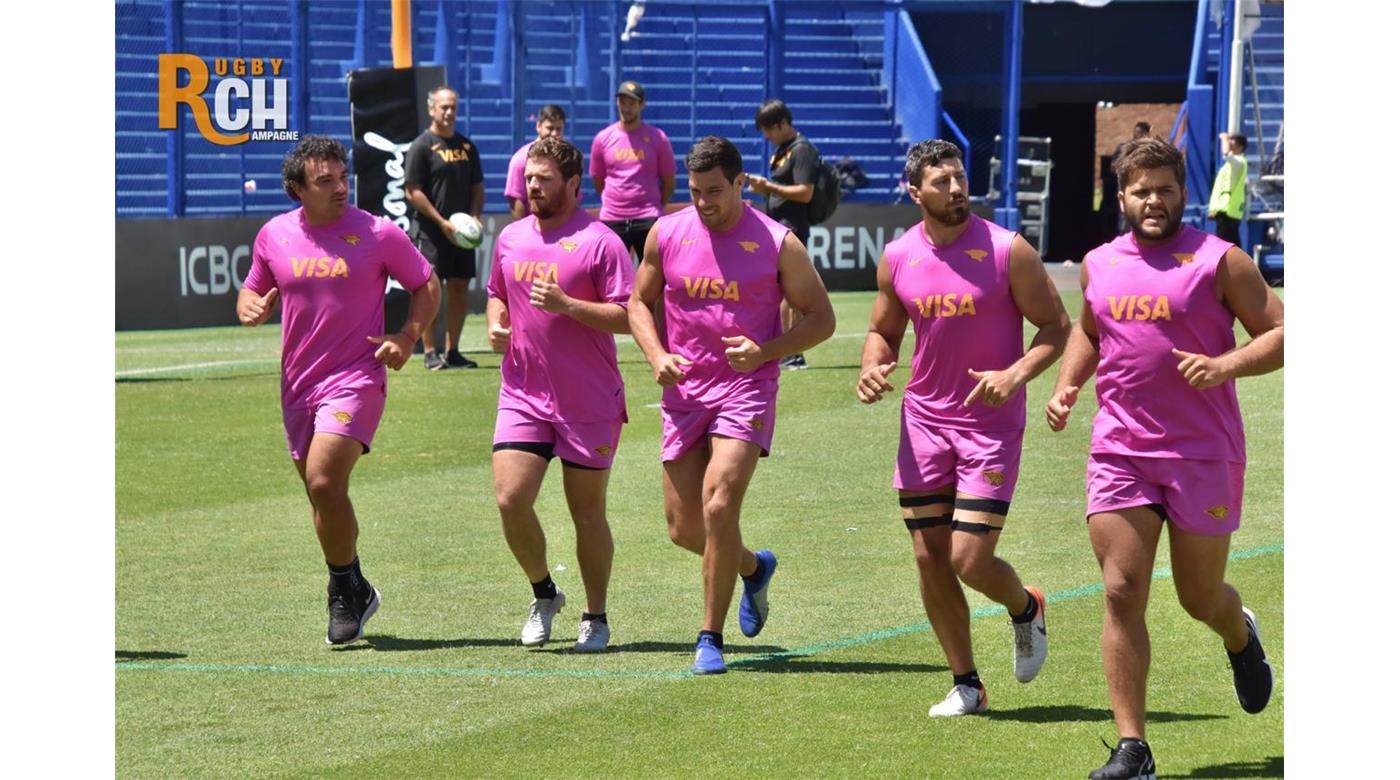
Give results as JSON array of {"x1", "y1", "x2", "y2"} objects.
[
  {"x1": 905, "y1": 514, "x2": 954, "y2": 531},
  {"x1": 899, "y1": 493, "x2": 955, "y2": 508},
  {"x1": 492, "y1": 441, "x2": 554, "y2": 460},
  {"x1": 953, "y1": 496, "x2": 1011, "y2": 516}
]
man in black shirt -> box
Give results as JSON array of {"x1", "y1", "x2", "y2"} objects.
[
  {"x1": 747, "y1": 99, "x2": 817, "y2": 369},
  {"x1": 405, "y1": 85, "x2": 485, "y2": 370}
]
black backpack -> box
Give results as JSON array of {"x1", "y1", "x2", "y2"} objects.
[{"x1": 797, "y1": 138, "x2": 841, "y2": 224}]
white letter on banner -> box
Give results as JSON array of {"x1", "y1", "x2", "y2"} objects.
[
  {"x1": 208, "y1": 246, "x2": 230, "y2": 294},
  {"x1": 834, "y1": 227, "x2": 855, "y2": 269},
  {"x1": 807, "y1": 227, "x2": 830, "y2": 269},
  {"x1": 860, "y1": 227, "x2": 882, "y2": 269},
  {"x1": 214, "y1": 79, "x2": 250, "y2": 132},
  {"x1": 250, "y1": 79, "x2": 288, "y2": 130},
  {"x1": 186, "y1": 247, "x2": 208, "y2": 295},
  {"x1": 231, "y1": 246, "x2": 251, "y2": 290}
]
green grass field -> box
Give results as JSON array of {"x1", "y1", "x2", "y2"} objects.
[{"x1": 116, "y1": 290, "x2": 1282, "y2": 778}]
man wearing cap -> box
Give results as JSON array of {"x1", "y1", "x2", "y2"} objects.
[{"x1": 590, "y1": 81, "x2": 677, "y2": 261}]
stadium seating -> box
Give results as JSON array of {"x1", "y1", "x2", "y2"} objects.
[{"x1": 116, "y1": 0, "x2": 915, "y2": 218}]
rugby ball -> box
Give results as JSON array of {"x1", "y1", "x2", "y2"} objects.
[{"x1": 449, "y1": 212, "x2": 483, "y2": 249}]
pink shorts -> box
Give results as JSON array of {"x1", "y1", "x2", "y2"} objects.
[
  {"x1": 660, "y1": 394, "x2": 777, "y2": 462},
  {"x1": 283, "y1": 377, "x2": 386, "y2": 460},
  {"x1": 1086, "y1": 452, "x2": 1245, "y2": 536},
  {"x1": 893, "y1": 409, "x2": 1022, "y2": 504},
  {"x1": 493, "y1": 407, "x2": 624, "y2": 469}
]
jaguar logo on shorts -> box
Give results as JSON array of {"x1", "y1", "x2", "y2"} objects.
[
  {"x1": 749, "y1": 418, "x2": 765, "y2": 431},
  {"x1": 341, "y1": 234, "x2": 361, "y2": 246},
  {"x1": 1205, "y1": 505, "x2": 1230, "y2": 520},
  {"x1": 982, "y1": 469, "x2": 1005, "y2": 487},
  {"x1": 559, "y1": 240, "x2": 579, "y2": 253},
  {"x1": 594, "y1": 444, "x2": 612, "y2": 456},
  {"x1": 964, "y1": 249, "x2": 988, "y2": 262},
  {"x1": 738, "y1": 241, "x2": 760, "y2": 254},
  {"x1": 1173, "y1": 253, "x2": 1196, "y2": 265},
  {"x1": 331, "y1": 411, "x2": 353, "y2": 424}
]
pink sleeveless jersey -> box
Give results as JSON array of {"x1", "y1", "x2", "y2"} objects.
[
  {"x1": 656, "y1": 204, "x2": 788, "y2": 409},
  {"x1": 486, "y1": 208, "x2": 635, "y2": 422},
  {"x1": 244, "y1": 206, "x2": 433, "y2": 405},
  {"x1": 1084, "y1": 226, "x2": 1245, "y2": 463},
  {"x1": 885, "y1": 215, "x2": 1026, "y2": 431}
]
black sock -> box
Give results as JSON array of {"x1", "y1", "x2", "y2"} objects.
[
  {"x1": 698, "y1": 630, "x2": 723, "y2": 650},
  {"x1": 328, "y1": 558, "x2": 369, "y2": 597},
  {"x1": 582, "y1": 612, "x2": 608, "y2": 624},
  {"x1": 953, "y1": 670, "x2": 981, "y2": 689},
  {"x1": 531, "y1": 575, "x2": 557, "y2": 601},
  {"x1": 1010, "y1": 589, "x2": 1038, "y2": 623},
  {"x1": 741, "y1": 554, "x2": 767, "y2": 583}
]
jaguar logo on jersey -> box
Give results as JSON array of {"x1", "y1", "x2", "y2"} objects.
[
  {"x1": 911, "y1": 293, "x2": 976, "y2": 319},
  {"x1": 738, "y1": 241, "x2": 759, "y2": 254},
  {"x1": 158, "y1": 54, "x2": 298, "y2": 145},
  {"x1": 331, "y1": 411, "x2": 353, "y2": 424},
  {"x1": 341, "y1": 234, "x2": 361, "y2": 246},
  {"x1": 982, "y1": 470, "x2": 1005, "y2": 487},
  {"x1": 681, "y1": 276, "x2": 740, "y2": 301},
  {"x1": 1107, "y1": 295, "x2": 1172, "y2": 321},
  {"x1": 681, "y1": 238, "x2": 697, "y2": 246},
  {"x1": 749, "y1": 418, "x2": 765, "y2": 431},
  {"x1": 593, "y1": 444, "x2": 613, "y2": 456},
  {"x1": 964, "y1": 249, "x2": 988, "y2": 262},
  {"x1": 1205, "y1": 505, "x2": 1229, "y2": 520},
  {"x1": 558, "y1": 241, "x2": 579, "y2": 253},
  {"x1": 1173, "y1": 253, "x2": 1196, "y2": 265}
]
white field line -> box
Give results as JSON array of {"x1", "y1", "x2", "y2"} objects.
[{"x1": 115, "y1": 358, "x2": 279, "y2": 377}]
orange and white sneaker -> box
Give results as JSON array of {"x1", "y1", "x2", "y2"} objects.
[
  {"x1": 927, "y1": 683, "x2": 989, "y2": 717},
  {"x1": 1013, "y1": 585, "x2": 1048, "y2": 683}
]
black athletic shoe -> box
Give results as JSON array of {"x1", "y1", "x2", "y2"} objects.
[
  {"x1": 1228, "y1": 606, "x2": 1274, "y2": 714},
  {"x1": 1089, "y1": 738, "x2": 1156, "y2": 780},
  {"x1": 326, "y1": 581, "x2": 381, "y2": 645},
  {"x1": 780, "y1": 353, "x2": 808, "y2": 370},
  {"x1": 424, "y1": 351, "x2": 446, "y2": 371},
  {"x1": 446, "y1": 349, "x2": 478, "y2": 368}
]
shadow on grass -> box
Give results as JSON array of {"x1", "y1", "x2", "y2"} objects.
[
  {"x1": 732, "y1": 655, "x2": 946, "y2": 674},
  {"x1": 983, "y1": 705, "x2": 1227, "y2": 724},
  {"x1": 116, "y1": 650, "x2": 187, "y2": 661},
  {"x1": 1159, "y1": 756, "x2": 1283, "y2": 779},
  {"x1": 330, "y1": 634, "x2": 521, "y2": 652},
  {"x1": 605, "y1": 641, "x2": 787, "y2": 654}
]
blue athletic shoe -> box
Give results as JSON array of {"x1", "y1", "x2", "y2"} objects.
[
  {"x1": 691, "y1": 634, "x2": 727, "y2": 675},
  {"x1": 739, "y1": 549, "x2": 778, "y2": 638}
]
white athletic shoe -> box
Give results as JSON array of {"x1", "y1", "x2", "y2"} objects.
[
  {"x1": 571, "y1": 618, "x2": 611, "y2": 653},
  {"x1": 1013, "y1": 586, "x2": 1048, "y2": 683},
  {"x1": 521, "y1": 589, "x2": 565, "y2": 646},
  {"x1": 928, "y1": 683, "x2": 989, "y2": 717}
]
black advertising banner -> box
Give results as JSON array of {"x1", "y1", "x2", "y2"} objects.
[
  {"x1": 116, "y1": 216, "x2": 269, "y2": 330},
  {"x1": 347, "y1": 65, "x2": 445, "y2": 229},
  {"x1": 804, "y1": 203, "x2": 924, "y2": 291}
]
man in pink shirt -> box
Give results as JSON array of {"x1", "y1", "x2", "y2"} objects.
[
  {"x1": 486, "y1": 137, "x2": 636, "y2": 653},
  {"x1": 590, "y1": 81, "x2": 676, "y2": 260},
  {"x1": 1046, "y1": 137, "x2": 1283, "y2": 780},
  {"x1": 237, "y1": 136, "x2": 441, "y2": 645},
  {"x1": 503, "y1": 104, "x2": 567, "y2": 221},
  {"x1": 856, "y1": 139, "x2": 1070, "y2": 718},
  {"x1": 629, "y1": 136, "x2": 835, "y2": 674}
]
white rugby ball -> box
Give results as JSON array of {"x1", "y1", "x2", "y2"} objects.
[{"x1": 449, "y1": 212, "x2": 483, "y2": 249}]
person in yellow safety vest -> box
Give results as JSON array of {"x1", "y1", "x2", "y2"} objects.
[{"x1": 1208, "y1": 132, "x2": 1249, "y2": 247}]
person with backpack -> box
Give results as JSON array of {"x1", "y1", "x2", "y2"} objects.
[{"x1": 747, "y1": 99, "x2": 838, "y2": 370}]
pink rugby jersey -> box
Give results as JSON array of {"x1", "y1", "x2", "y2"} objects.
[
  {"x1": 244, "y1": 206, "x2": 433, "y2": 405},
  {"x1": 486, "y1": 208, "x2": 635, "y2": 422},
  {"x1": 885, "y1": 214, "x2": 1026, "y2": 431},
  {"x1": 656, "y1": 204, "x2": 788, "y2": 409},
  {"x1": 1084, "y1": 226, "x2": 1245, "y2": 463},
  {"x1": 589, "y1": 122, "x2": 676, "y2": 220}
]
